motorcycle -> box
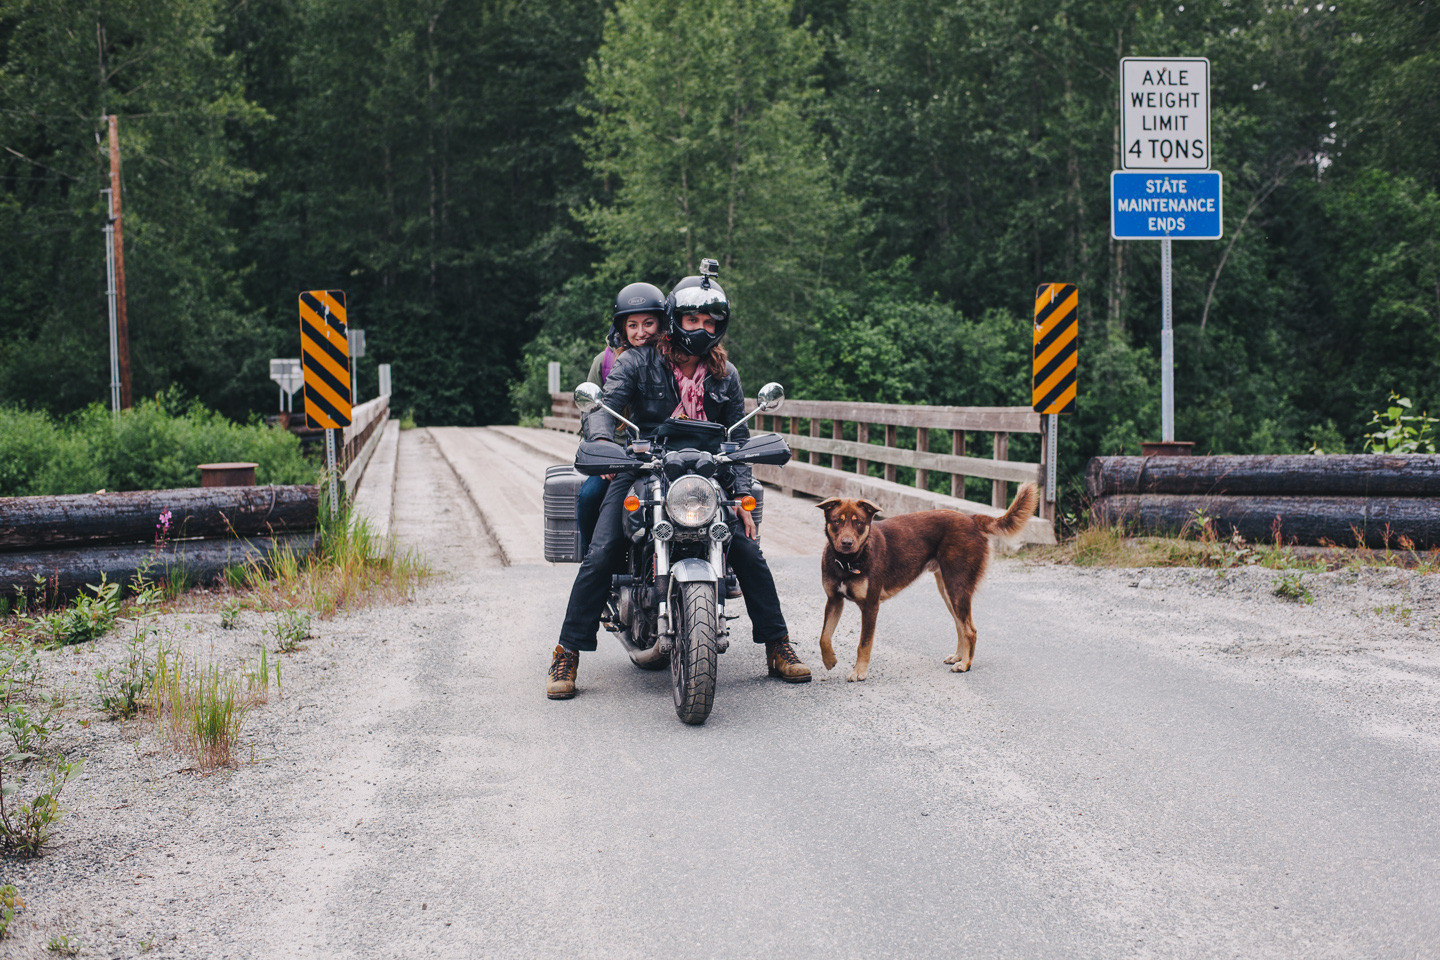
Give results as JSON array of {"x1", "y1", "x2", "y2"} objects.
[{"x1": 570, "y1": 380, "x2": 791, "y2": 725}]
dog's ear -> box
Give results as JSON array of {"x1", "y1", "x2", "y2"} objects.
[
  {"x1": 856, "y1": 499, "x2": 883, "y2": 519},
  {"x1": 817, "y1": 497, "x2": 843, "y2": 514}
]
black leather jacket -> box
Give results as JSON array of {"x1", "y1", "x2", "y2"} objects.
[{"x1": 583, "y1": 345, "x2": 753, "y2": 496}]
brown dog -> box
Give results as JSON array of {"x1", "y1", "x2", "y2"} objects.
[{"x1": 817, "y1": 484, "x2": 1038, "y2": 680}]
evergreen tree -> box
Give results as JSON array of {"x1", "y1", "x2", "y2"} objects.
[{"x1": 577, "y1": 0, "x2": 857, "y2": 383}]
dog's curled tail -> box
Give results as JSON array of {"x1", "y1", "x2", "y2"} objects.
[{"x1": 974, "y1": 482, "x2": 1038, "y2": 543}]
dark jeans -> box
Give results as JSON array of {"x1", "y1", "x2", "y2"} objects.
[
  {"x1": 577, "y1": 475, "x2": 609, "y2": 558},
  {"x1": 558, "y1": 475, "x2": 788, "y2": 652}
]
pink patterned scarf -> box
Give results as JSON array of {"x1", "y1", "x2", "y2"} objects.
[{"x1": 673, "y1": 366, "x2": 708, "y2": 421}]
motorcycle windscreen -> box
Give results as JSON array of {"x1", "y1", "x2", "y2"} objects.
[
  {"x1": 726, "y1": 432, "x2": 792, "y2": 466},
  {"x1": 575, "y1": 438, "x2": 637, "y2": 476}
]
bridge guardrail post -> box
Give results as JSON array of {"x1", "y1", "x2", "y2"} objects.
[{"x1": 992, "y1": 432, "x2": 1010, "y2": 509}]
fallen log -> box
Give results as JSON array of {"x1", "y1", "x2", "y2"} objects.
[
  {"x1": 0, "y1": 486, "x2": 318, "y2": 551},
  {"x1": 1086, "y1": 454, "x2": 1440, "y2": 499},
  {"x1": 0, "y1": 533, "x2": 318, "y2": 603},
  {"x1": 1091, "y1": 494, "x2": 1440, "y2": 549}
]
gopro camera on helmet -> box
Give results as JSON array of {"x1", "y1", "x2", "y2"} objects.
[{"x1": 699, "y1": 258, "x2": 719, "y2": 279}]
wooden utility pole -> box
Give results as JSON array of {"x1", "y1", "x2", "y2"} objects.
[{"x1": 107, "y1": 115, "x2": 132, "y2": 408}]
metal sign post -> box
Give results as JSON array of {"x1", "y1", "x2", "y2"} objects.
[
  {"x1": 324, "y1": 428, "x2": 339, "y2": 516},
  {"x1": 1047, "y1": 414, "x2": 1059, "y2": 499},
  {"x1": 1161, "y1": 238, "x2": 1174, "y2": 441},
  {"x1": 347, "y1": 328, "x2": 366, "y2": 404}
]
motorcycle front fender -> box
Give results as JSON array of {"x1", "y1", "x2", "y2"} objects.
[{"x1": 668, "y1": 557, "x2": 720, "y2": 583}]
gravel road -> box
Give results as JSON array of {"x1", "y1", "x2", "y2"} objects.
[{"x1": 2, "y1": 426, "x2": 1437, "y2": 959}]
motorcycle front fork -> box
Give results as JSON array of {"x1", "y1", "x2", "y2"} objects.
[{"x1": 654, "y1": 520, "x2": 730, "y2": 652}]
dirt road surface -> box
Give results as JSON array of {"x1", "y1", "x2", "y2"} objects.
[{"x1": 4, "y1": 426, "x2": 1438, "y2": 959}]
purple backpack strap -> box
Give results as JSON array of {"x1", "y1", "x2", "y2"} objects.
[{"x1": 600, "y1": 346, "x2": 616, "y2": 382}]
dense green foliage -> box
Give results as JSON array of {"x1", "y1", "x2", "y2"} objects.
[
  {"x1": 0, "y1": 392, "x2": 315, "y2": 495},
  {"x1": 2, "y1": 0, "x2": 1437, "y2": 484}
]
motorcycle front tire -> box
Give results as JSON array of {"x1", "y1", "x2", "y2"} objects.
[{"x1": 670, "y1": 580, "x2": 718, "y2": 725}]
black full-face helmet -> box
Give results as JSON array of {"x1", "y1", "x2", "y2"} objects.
[
  {"x1": 609, "y1": 282, "x2": 667, "y2": 348},
  {"x1": 665, "y1": 275, "x2": 730, "y2": 356}
]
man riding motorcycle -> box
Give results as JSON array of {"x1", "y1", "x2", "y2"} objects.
[{"x1": 547, "y1": 272, "x2": 811, "y2": 699}]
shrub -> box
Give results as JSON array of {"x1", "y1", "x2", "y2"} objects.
[
  {"x1": 94, "y1": 627, "x2": 157, "y2": 721},
  {"x1": 267, "y1": 610, "x2": 312, "y2": 653},
  {"x1": 1273, "y1": 572, "x2": 1314, "y2": 604},
  {"x1": 45, "y1": 933, "x2": 80, "y2": 955},
  {"x1": 0, "y1": 755, "x2": 83, "y2": 857},
  {"x1": 27, "y1": 577, "x2": 123, "y2": 646},
  {"x1": 1363, "y1": 393, "x2": 1438, "y2": 454},
  {"x1": 0, "y1": 389, "x2": 316, "y2": 496},
  {"x1": 0, "y1": 884, "x2": 22, "y2": 938}
]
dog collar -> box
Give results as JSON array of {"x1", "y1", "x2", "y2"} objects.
[{"x1": 833, "y1": 555, "x2": 864, "y2": 578}]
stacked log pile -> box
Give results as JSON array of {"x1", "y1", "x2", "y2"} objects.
[
  {"x1": 1087, "y1": 454, "x2": 1440, "y2": 548},
  {"x1": 1, "y1": 486, "x2": 319, "y2": 602}
]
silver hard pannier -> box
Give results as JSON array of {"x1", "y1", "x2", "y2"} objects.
[{"x1": 543, "y1": 465, "x2": 585, "y2": 563}]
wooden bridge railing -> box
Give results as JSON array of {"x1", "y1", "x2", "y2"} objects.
[
  {"x1": 748, "y1": 400, "x2": 1049, "y2": 520},
  {"x1": 547, "y1": 392, "x2": 1054, "y2": 544}
]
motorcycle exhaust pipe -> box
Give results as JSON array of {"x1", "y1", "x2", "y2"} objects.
[{"x1": 618, "y1": 631, "x2": 670, "y2": 667}]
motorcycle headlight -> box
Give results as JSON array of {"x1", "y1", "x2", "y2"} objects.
[{"x1": 665, "y1": 475, "x2": 719, "y2": 528}]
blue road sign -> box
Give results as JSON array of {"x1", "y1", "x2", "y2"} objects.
[{"x1": 1111, "y1": 171, "x2": 1223, "y2": 240}]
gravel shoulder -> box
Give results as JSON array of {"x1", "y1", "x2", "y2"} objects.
[
  {"x1": 1, "y1": 428, "x2": 1436, "y2": 958},
  {"x1": 0, "y1": 558, "x2": 1434, "y2": 958}
]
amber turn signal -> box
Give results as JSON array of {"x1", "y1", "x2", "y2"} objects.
[
  {"x1": 624, "y1": 495, "x2": 641, "y2": 512},
  {"x1": 740, "y1": 495, "x2": 757, "y2": 512}
]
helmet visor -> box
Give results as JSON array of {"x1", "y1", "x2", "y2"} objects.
[{"x1": 670, "y1": 284, "x2": 729, "y2": 320}]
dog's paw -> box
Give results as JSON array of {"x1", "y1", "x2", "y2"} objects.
[
  {"x1": 846, "y1": 667, "x2": 867, "y2": 682},
  {"x1": 949, "y1": 661, "x2": 971, "y2": 673},
  {"x1": 821, "y1": 650, "x2": 837, "y2": 670},
  {"x1": 943, "y1": 654, "x2": 960, "y2": 664}
]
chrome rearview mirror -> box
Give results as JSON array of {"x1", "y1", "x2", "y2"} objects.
[
  {"x1": 574, "y1": 381, "x2": 602, "y2": 413},
  {"x1": 573, "y1": 381, "x2": 640, "y2": 436},
  {"x1": 727, "y1": 382, "x2": 787, "y2": 440},
  {"x1": 756, "y1": 382, "x2": 784, "y2": 412}
]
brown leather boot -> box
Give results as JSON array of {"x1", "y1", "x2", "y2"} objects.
[
  {"x1": 546, "y1": 645, "x2": 579, "y2": 699},
  {"x1": 765, "y1": 637, "x2": 811, "y2": 683}
]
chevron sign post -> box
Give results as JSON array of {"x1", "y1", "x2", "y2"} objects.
[{"x1": 1033, "y1": 283, "x2": 1077, "y2": 504}]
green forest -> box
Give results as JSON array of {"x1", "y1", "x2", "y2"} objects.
[{"x1": 2, "y1": 0, "x2": 1437, "y2": 487}]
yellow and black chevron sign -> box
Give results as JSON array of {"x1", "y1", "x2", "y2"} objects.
[
  {"x1": 299, "y1": 289, "x2": 351, "y2": 428},
  {"x1": 1033, "y1": 283, "x2": 1077, "y2": 414}
]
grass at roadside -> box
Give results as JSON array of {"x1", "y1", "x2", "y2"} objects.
[
  {"x1": 232, "y1": 513, "x2": 428, "y2": 619},
  {"x1": 1030, "y1": 522, "x2": 1440, "y2": 574}
]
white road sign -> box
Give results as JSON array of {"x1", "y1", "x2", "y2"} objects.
[
  {"x1": 1121, "y1": 57, "x2": 1210, "y2": 170},
  {"x1": 269, "y1": 357, "x2": 304, "y2": 395}
]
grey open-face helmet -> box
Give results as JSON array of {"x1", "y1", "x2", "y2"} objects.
[
  {"x1": 665, "y1": 275, "x2": 730, "y2": 356},
  {"x1": 609, "y1": 281, "x2": 667, "y2": 348}
]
